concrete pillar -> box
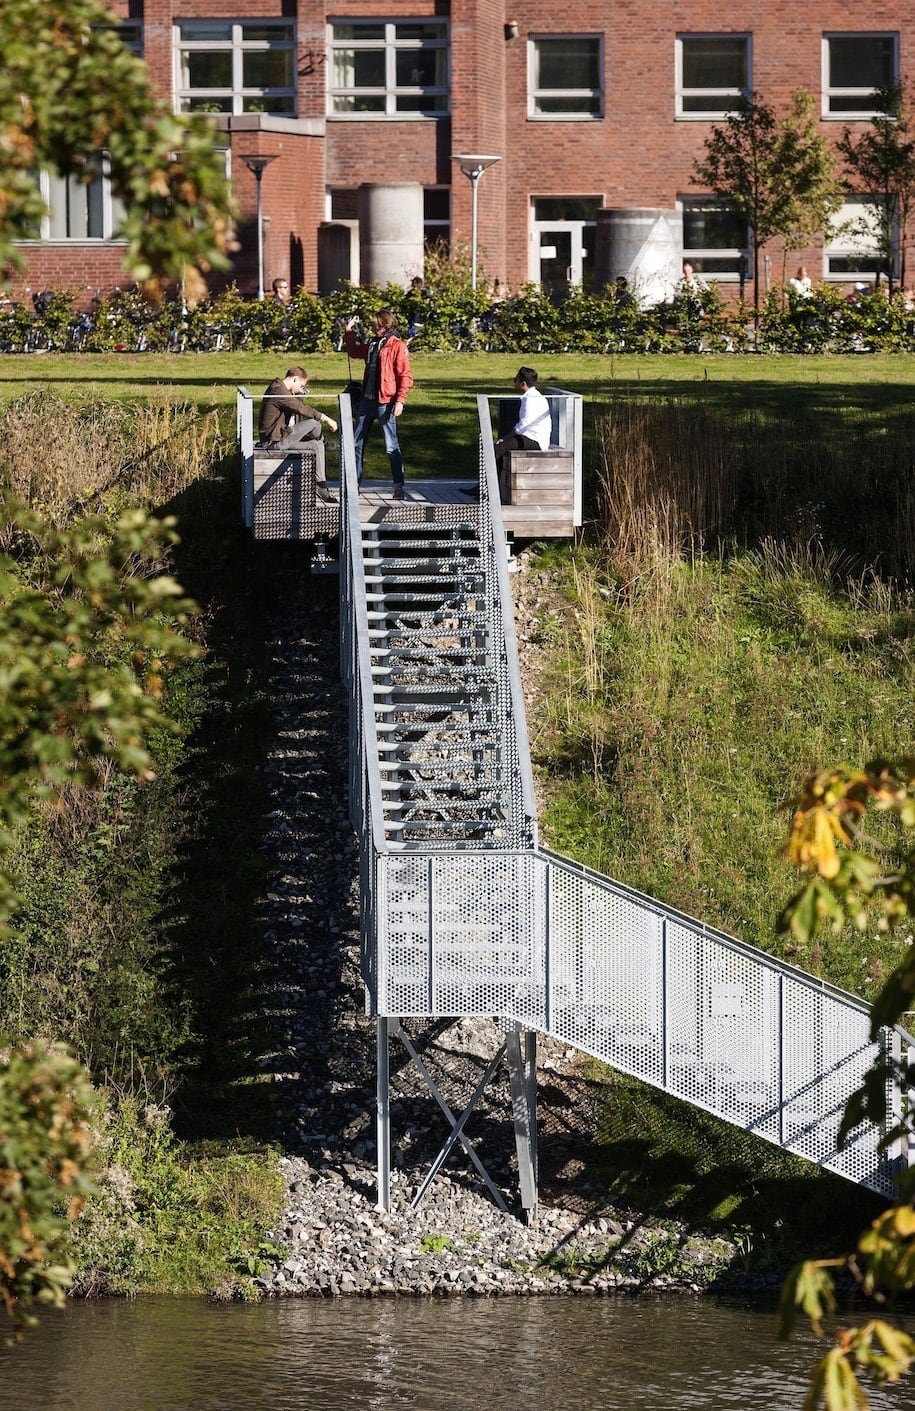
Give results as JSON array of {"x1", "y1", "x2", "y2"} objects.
[
  {"x1": 358, "y1": 183, "x2": 424, "y2": 287},
  {"x1": 594, "y1": 208, "x2": 683, "y2": 306}
]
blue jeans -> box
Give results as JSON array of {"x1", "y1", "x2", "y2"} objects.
[{"x1": 352, "y1": 398, "x2": 404, "y2": 484}]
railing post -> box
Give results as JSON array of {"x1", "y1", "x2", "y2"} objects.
[
  {"x1": 544, "y1": 860, "x2": 551, "y2": 1032},
  {"x1": 661, "y1": 916, "x2": 669, "y2": 1090},
  {"x1": 778, "y1": 973, "x2": 785, "y2": 1149},
  {"x1": 376, "y1": 1016, "x2": 391, "y2": 1211}
]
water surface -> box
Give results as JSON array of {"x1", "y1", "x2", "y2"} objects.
[{"x1": 2, "y1": 1294, "x2": 906, "y2": 1411}]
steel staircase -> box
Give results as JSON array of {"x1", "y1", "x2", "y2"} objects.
[
  {"x1": 338, "y1": 395, "x2": 913, "y2": 1215},
  {"x1": 360, "y1": 512, "x2": 534, "y2": 851}
]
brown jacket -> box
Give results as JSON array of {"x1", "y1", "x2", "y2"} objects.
[{"x1": 258, "y1": 378, "x2": 323, "y2": 444}]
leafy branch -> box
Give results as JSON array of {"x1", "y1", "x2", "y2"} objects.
[{"x1": 780, "y1": 757, "x2": 915, "y2": 1408}]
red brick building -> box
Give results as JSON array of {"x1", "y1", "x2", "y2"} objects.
[{"x1": 14, "y1": 3, "x2": 913, "y2": 300}]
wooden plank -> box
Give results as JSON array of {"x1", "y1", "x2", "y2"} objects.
[
  {"x1": 512, "y1": 473, "x2": 573, "y2": 491},
  {"x1": 503, "y1": 516, "x2": 574, "y2": 537}
]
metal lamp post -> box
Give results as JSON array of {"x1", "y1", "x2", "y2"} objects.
[
  {"x1": 450, "y1": 154, "x2": 501, "y2": 291},
  {"x1": 243, "y1": 154, "x2": 278, "y2": 299}
]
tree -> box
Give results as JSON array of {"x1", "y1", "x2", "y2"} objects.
[
  {"x1": 838, "y1": 83, "x2": 915, "y2": 297},
  {"x1": 0, "y1": 4, "x2": 223, "y2": 1324},
  {"x1": 0, "y1": 507, "x2": 198, "y2": 1323},
  {"x1": 0, "y1": 1043, "x2": 97, "y2": 1332},
  {"x1": 779, "y1": 759, "x2": 915, "y2": 1410},
  {"x1": 0, "y1": 0, "x2": 234, "y2": 299},
  {"x1": 694, "y1": 90, "x2": 844, "y2": 322}
]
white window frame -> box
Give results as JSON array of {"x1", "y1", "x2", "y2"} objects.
[
  {"x1": 423, "y1": 187, "x2": 450, "y2": 246},
  {"x1": 822, "y1": 33, "x2": 898, "y2": 120},
  {"x1": 824, "y1": 199, "x2": 892, "y2": 279},
  {"x1": 174, "y1": 20, "x2": 297, "y2": 116},
  {"x1": 528, "y1": 35, "x2": 603, "y2": 120},
  {"x1": 676, "y1": 34, "x2": 751, "y2": 119},
  {"x1": 680, "y1": 196, "x2": 748, "y2": 281},
  {"x1": 24, "y1": 154, "x2": 123, "y2": 243},
  {"x1": 327, "y1": 20, "x2": 450, "y2": 118}
]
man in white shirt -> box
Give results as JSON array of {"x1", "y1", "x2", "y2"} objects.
[{"x1": 494, "y1": 367, "x2": 552, "y2": 499}]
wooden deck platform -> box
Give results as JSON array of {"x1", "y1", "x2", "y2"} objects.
[{"x1": 352, "y1": 479, "x2": 479, "y2": 525}]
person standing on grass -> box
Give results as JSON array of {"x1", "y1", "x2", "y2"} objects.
[
  {"x1": 258, "y1": 365, "x2": 338, "y2": 504},
  {"x1": 344, "y1": 308, "x2": 413, "y2": 499}
]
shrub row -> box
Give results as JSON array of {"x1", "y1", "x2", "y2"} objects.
[{"x1": 6, "y1": 278, "x2": 915, "y2": 356}]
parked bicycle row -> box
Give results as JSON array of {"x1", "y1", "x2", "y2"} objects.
[{"x1": 2, "y1": 278, "x2": 915, "y2": 356}]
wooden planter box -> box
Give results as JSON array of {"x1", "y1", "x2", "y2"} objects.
[{"x1": 500, "y1": 448, "x2": 575, "y2": 538}]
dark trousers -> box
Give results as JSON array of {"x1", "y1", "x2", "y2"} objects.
[{"x1": 494, "y1": 432, "x2": 540, "y2": 502}]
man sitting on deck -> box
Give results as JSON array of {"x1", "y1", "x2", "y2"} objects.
[
  {"x1": 258, "y1": 366, "x2": 338, "y2": 505},
  {"x1": 494, "y1": 366, "x2": 551, "y2": 502}
]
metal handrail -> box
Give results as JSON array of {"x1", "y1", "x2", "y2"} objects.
[
  {"x1": 371, "y1": 844, "x2": 911, "y2": 1194},
  {"x1": 477, "y1": 394, "x2": 539, "y2": 835},
  {"x1": 338, "y1": 390, "x2": 388, "y2": 858}
]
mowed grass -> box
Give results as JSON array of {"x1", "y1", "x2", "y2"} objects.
[{"x1": 4, "y1": 349, "x2": 915, "y2": 484}]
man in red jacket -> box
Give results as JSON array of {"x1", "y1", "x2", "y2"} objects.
[{"x1": 344, "y1": 308, "x2": 413, "y2": 498}]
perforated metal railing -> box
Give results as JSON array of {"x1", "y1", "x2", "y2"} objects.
[
  {"x1": 339, "y1": 392, "x2": 911, "y2": 1198},
  {"x1": 338, "y1": 394, "x2": 387, "y2": 1001},
  {"x1": 374, "y1": 847, "x2": 907, "y2": 1196}
]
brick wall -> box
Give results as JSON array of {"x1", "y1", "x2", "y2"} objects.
[{"x1": 12, "y1": 1, "x2": 915, "y2": 297}]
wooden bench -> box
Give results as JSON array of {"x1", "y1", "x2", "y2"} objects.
[
  {"x1": 251, "y1": 444, "x2": 337, "y2": 540},
  {"x1": 499, "y1": 447, "x2": 575, "y2": 538}
]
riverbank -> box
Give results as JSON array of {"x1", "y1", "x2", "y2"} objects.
[{"x1": 248, "y1": 540, "x2": 870, "y2": 1300}]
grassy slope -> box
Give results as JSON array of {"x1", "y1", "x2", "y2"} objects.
[
  {"x1": 5, "y1": 350, "x2": 913, "y2": 1265},
  {"x1": 5, "y1": 346, "x2": 915, "y2": 452}
]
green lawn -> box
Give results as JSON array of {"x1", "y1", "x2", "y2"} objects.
[{"x1": 5, "y1": 349, "x2": 915, "y2": 483}]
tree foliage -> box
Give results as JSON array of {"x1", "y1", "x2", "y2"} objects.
[
  {"x1": 0, "y1": 506, "x2": 198, "y2": 1320},
  {"x1": 0, "y1": 0, "x2": 223, "y2": 1330},
  {"x1": 694, "y1": 90, "x2": 844, "y2": 317},
  {"x1": 780, "y1": 758, "x2": 915, "y2": 1408},
  {"x1": 0, "y1": 1042, "x2": 97, "y2": 1332},
  {"x1": 838, "y1": 83, "x2": 915, "y2": 296},
  {"x1": 0, "y1": 0, "x2": 234, "y2": 298}
]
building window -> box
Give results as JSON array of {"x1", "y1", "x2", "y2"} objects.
[
  {"x1": 175, "y1": 21, "x2": 296, "y2": 115},
  {"x1": 676, "y1": 35, "x2": 750, "y2": 118},
  {"x1": 823, "y1": 34, "x2": 897, "y2": 118},
  {"x1": 529, "y1": 37, "x2": 602, "y2": 117},
  {"x1": 93, "y1": 21, "x2": 143, "y2": 56},
  {"x1": 824, "y1": 200, "x2": 888, "y2": 278},
  {"x1": 681, "y1": 198, "x2": 748, "y2": 277},
  {"x1": 26, "y1": 154, "x2": 124, "y2": 242},
  {"x1": 328, "y1": 21, "x2": 449, "y2": 116},
  {"x1": 424, "y1": 188, "x2": 450, "y2": 248}
]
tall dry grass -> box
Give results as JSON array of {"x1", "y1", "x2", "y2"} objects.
[
  {"x1": 594, "y1": 396, "x2": 915, "y2": 581},
  {"x1": 0, "y1": 392, "x2": 227, "y2": 525}
]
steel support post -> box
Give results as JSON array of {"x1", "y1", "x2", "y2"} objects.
[
  {"x1": 506, "y1": 1027, "x2": 537, "y2": 1221},
  {"x1": 377, "y1": 1016, "x2": 391, "y2": 1211}
]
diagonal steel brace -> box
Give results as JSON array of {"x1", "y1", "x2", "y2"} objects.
[{"x1": 391, "y1": 1021, "x2": 509, "y2": 1212}]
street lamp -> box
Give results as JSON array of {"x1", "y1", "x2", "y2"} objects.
[
  {"x1": 450, "y1": 154, "x2": 501, "y2": 291},
  {"x1": 243, "y1": 154, "x2": 278, "y2": 299}
]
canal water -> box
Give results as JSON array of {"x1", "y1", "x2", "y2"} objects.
[{"x1": 2, "y1": 1293, "x2": 909, "y2": 1410}]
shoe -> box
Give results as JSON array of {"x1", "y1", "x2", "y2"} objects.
[
  {"x1": 316, "y1": 485, "x2": 338, "y2": 504},
  {"x1": 392, "y1": 485, "x2": 405, "y2": 501}
]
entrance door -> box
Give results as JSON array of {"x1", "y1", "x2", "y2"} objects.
[{"x1": 534, "y1": 208, "x2": 597, "y2": 302}]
